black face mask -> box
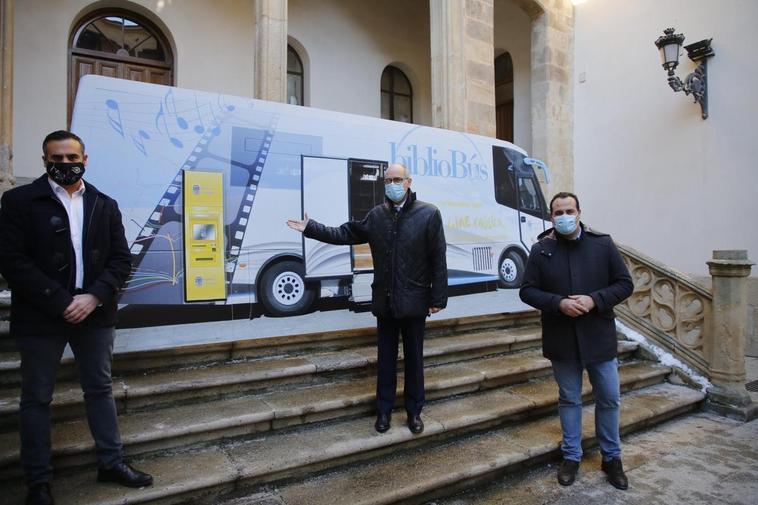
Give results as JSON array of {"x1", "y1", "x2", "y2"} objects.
[{"x1": 46, "y1": 161, "x2": 85, "y2": 186}]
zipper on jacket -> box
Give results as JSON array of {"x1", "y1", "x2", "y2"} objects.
[{"x1": 389, "y1": 207, "x2": 400, "y2": 315}]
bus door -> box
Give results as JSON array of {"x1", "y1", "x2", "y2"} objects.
[
  {"x1": 301, "y1": 156, "x2": 352, "y2": 279},
  {"x1": 515, "y1": 165, "x2": 549, "y2": 247},
  {"x1": 492, "y1": 146, "x2": 549, "y2": 250},
  {"x1": 347, "y1": 158, "x2": 387, "y2": 303}
]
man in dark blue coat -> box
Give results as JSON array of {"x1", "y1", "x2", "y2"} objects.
[
  {"x1": 519, "y1": 192, "x2": 633, "y2": 491},
  {"x1": 287, "y1": 163, "x2": 447, "y2": 435},
  {"x1": 0, "y1": 131, "x2": 152, "y2": 505}
]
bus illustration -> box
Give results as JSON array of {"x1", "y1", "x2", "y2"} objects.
[{"x1": 71, "y1": 75, "x2": 550, "y2": 326}]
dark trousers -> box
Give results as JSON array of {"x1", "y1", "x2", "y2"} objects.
[
  {"x1": 376, "y1": 316, "x2": 426, "y2": 416},
  {"x1": 17, "y1": 326, "x2": 123, "y2": 485}
]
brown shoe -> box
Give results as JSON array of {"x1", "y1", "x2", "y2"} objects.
[
  {"x1": 601, "y1": 458, "x2": 628, "y2": 490},
  {"x1": 557, "y1": 458, "x2": 580, "y2": 486}
]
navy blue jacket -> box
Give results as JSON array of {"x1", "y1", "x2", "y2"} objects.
[
  {"x1": 0, "y1": 175, "x2": 131, "y2": 335},
  {"x1": 304, "y1": 191, "x2": 447, "y2": 319},
  {"x1": 519, "y1": 224, "x2": 633, "y2": 363}
]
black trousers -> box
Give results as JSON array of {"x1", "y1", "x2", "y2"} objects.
[
  {"x1": 376, "y1": 316, "x2": 426, "y2": 416},
  {"x1": 17, "y1": 326, "x2": 123, "y2": 485}
]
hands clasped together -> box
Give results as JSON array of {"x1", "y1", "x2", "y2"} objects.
[{"x1": 558, "y1": 294, "x2": 595, "y2": 318}]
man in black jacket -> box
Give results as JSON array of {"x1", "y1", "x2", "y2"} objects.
[
  {"x1": 287, "y1": 163, "x2": 447, "y2": 434},
  {"x1": 519, "y1": 192, "x2": 633, "y2": 491},
  {"x1": 0, "y1": 131, "x2": 152, "y2": 505}
]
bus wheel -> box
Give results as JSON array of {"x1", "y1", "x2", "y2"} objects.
[
  {"x1": 498, "y1": 251, "x2": 525, "y2": 289},
  {"x1": 258, "y1": 260, "x2": 317, "y2": 316}
]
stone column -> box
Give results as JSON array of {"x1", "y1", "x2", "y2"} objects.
[
  {"x1": 254, "y1": 0, "x2": 287, "y2": 103},
  {"x1": 0, "y1": 0, "x2": 15, "y2": 194},
  {"x1": 705, "y1": 250, "x2": 757, "y2": 421},
  {"x1": 430, "y1": 0, "x2": 496, "y2": 137},
  {"x1": 528, "y1": 0, "x2": 573, "y2": 197}
]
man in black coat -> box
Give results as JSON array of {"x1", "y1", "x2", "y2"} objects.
[
  {"x1": 519, "y1": 192, "x2": 633, "y2": 491},
  {"x1": 287, "y1": 163, "x2": 447, "y2": 434},
  {"x1": 0, "y1": 131, "x2": 152, "y2": 505}
]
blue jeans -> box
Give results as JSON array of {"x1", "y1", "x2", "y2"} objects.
[
  {"x1": 551, "y1": 358, "x2": 621, "y2": 462},
  {"x1": 17, "y1": 327, "x2": 123, "y2": 485}
]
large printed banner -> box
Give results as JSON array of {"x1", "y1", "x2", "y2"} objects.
[{"x1": 71, "y1": 75, "x2": 548, "y2": 331}]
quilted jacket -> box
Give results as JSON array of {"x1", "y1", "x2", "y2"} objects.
[{"x1": 304, "y1": 191, "x2": 448, "y2": 319}]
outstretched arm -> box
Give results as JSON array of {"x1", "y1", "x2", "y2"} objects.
[{"x1": 287, "y1": 212, "x2": 370, "y2": 246}]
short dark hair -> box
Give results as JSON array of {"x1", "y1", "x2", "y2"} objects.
[
  {"x1": 42, "y1": 130, "x2": 85, "y2": 156},
  {"x1": 549, "y1": 192, "x2": 580, "y2": 214}
]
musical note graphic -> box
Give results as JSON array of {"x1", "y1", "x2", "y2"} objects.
[
  {"x1": 105, "y1": 99, "x2": 125, "y2": 138},
  {"x1": 164, "y1": 89, "x2": 189, "y2": 131},
  {"x1": 154, "y1": 103, "x2": 184, "y2": 148},
  {"x1": 193, "y1": 95, "x2": 206, "y2": 134},
  {"x1": 131, "y1": 129, "x2": 150, "y2": 156}
]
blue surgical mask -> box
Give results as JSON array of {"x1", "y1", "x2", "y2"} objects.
[
  {"x1": 385, "y1": 183, "x2": 406, "y2": 203},
  {"x1": 553, "y1": 214, "x2": 578, "y2": 235}
]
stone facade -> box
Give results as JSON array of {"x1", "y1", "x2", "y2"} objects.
[
  {"x1": 254, "y1": 0, "x2": 288, "y2": 103},
  {"x1": 430, "y1": 0, "x2": 497, "y2": 137},
  {"x1": 0, "y1": 0, "x2": 14, "y2": 193},
  {"x1": 527, "y1": 0, "x2": 574, "y2": 198}
]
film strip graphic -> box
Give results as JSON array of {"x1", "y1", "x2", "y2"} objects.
[
  {"x1": 224, "y1": 114, "x2": 280, "y2": 283},
  {"x1": 129, "y1": 111, "x2": 231, "y2": 271}
]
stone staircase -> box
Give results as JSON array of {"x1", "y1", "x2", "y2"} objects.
[{"x1": 0, "y1": 311, "x2": 705, "y2": 505}]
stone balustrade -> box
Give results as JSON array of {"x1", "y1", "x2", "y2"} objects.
[{"x1": 616, "y1": 245, "x2": 756, "y2": 420}]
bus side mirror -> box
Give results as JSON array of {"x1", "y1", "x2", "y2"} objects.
[{"x1": 524, "y1": 157, "x2": 551, "y2": 185}]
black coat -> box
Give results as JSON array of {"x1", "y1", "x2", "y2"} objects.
[
  {"x1": 0, "y1": 175, "x2": 132, "y2": 336},
  {"x1": 519, "y1": 224, "x2": 633, "y2": 364},
  {"x1": 304, "y1": 191, "x2": 448, "y2": 319}
]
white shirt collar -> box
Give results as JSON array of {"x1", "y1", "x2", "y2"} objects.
[{"x1": 48, "y1": 177, "x2": 85, "y2": 197}]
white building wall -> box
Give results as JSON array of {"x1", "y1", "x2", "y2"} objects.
[
  {"x1": 288, "y1": 0, "x2": 432, "y2": 126},
  {"x1": 494, "y1": 0, "x2": 532, "y2": 153},
  {"x1": 573, "y1": 0, "x2": 758, "y2": 277}
]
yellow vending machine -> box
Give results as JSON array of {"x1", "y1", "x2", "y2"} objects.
[{"x1": 183, "y1": 171, "x2": 227, "y2": 302}]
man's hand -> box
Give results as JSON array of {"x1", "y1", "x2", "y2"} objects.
[
  {"x1": 569, "y1": 294, "x2": 595, "y2": 312},
  {"x1": 559, "y1": 297, "x2": 588, "y2": 318},
  {"x1": 286, "y1": 213, "x2": 310, "y2": 233},
  {"x1": 63, "y1": 294, "x2": 100, "y2": 324},
  {"x1": 428, "y1": 307, "x2": 443, "y2": 316}
]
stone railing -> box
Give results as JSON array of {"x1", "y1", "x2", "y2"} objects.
[
  {"x1": 616, "y1": 245, "x2": 756, "y2": 420},
  {"x1": 616, "y1": 244, "x2": 712, "y2": 376}
]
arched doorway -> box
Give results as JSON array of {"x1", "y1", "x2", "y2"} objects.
[
  {"x1": 69, "y1": 10, "x2": 174, "y2": 123},
  {"x1": 495, "y1": 52, "x2": 514, "y2": 142}
]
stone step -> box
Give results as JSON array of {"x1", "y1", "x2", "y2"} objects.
[
  {"x1": 0, "y1": 343, "x2": 646, "y2": 476},
  {"x1": 0, "y1": 311, "x2": 540, "y2": 386},
  {"x1": 266, "y1": 384, "x2": 705, "y2": 505},
  {"x1": 0, "y1": 326, "x2": 548, "y2": 428},
  {"x1": 5, "y1": 382, "x2": 702, "y2": 505}
]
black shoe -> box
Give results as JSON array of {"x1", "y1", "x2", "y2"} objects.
[
  {"x1": 407, "y1": 413, "x2": 424, "y2": 434},
  {"x1": 26, "y1": 483, "x2": 54, "y2": 505},
  {"x1": 601, "y1": 458, "x2": 629, "y2": 490},
  {"x1": 557, "y1": 459, "x2": 580, "y2": 486},
  {"x1": 97, "y1": 461, "x2": 153, "y2": 488},
  {"x1": 375, "y1": 412, "x2": 391, "y2": 433}
]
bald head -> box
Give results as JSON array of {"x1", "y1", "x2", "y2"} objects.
[{"x1": 386, "y1": 163, "x2": 410, "y2": 179}]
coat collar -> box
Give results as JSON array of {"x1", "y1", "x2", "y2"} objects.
[
  {"x1": 29, "y1": 174, "x2": 102, "y2": 200},
  {"x1": 536, "y1": 222, "x2": 586, "y2": 256},
  {"x1": 384, "y1": 190, "x2": 416, "y2": 212}
]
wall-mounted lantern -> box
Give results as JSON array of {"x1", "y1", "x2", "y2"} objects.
[{"x1": 654, "y1": 28, "x2": 715, "y2": 119}]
